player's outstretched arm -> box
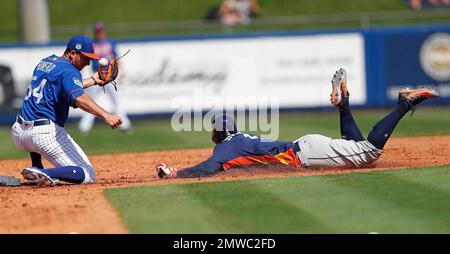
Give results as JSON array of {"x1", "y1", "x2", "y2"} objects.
[
  {"x1": 178, "y1": 160, "x2": 222, "y2": 178},
  {"x1": 75, "y1": 93, "x2": 122, "y2": 129},
  {"x1": 156, "y1": 160, "x2": 222, "y2": 179}
]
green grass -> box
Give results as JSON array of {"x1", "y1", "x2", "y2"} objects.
[
  {"x1": 1, "y1": 0, "x2": 448, "y2": 43},
  {"x1": 1, "y1": 105, "x2": 449, "y2": 160},
  {"x1": 105, "y1": 164, "x2": 450, "y2": 233}
]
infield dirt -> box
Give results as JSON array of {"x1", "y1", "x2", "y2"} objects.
[{"x1": 1, "y1": 135, "x2": 449, "y2": 233}]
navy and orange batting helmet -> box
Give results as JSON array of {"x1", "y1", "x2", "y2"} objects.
[{"x1": 211, "y1": 114, "x2": 238, "y2": 144}]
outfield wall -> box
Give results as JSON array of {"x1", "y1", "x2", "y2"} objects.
[
  {"x1": 0, "y1": 24, "x2": 448, "y2": 123},
  {"x1": 365, "y1": 25, "x2": 450, "y2": 106}
]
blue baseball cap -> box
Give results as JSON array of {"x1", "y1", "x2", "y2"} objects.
[{"x1": 66, "y1": 35, "x2": 100, "y2": 60}]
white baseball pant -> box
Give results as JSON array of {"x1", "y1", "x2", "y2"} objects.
[
  {"x1": 294, "y1": 134, "x2": 383, "y2": 169},
  {"x1": 11, "y1": 119, "x2": 95, "y2": 183}
]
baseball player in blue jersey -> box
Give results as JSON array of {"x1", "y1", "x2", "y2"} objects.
[
  {"x1": 11, "y1": 35, "x2": 123, "y2": 186},
  {"x1": 156, "y1": 68, "x2": 439, "y2": 178},
  {"x1": 78, "y1": 21, "x2": 132, "y2": 135}
]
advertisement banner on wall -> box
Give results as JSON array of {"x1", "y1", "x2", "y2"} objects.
[
  {"x1": 111, "y1": 33, "x2": 366, "y2": 115},
  {"x1": 382, "y1": 30, "x2": 450, "y2": 103},
  {"x1": 0, "y1": 33, "x2": 366, "y2": 118}
]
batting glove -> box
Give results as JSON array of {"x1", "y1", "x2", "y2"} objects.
[{"x1": 156, "y1": 162, "x2": 178, "y2": 179}]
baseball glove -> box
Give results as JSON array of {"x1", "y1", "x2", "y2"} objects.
[{"x1": 98, "y1": 59, "x2": 119, "y2": 89}]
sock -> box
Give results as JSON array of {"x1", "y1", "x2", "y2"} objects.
[
  {"x1": 30, "y1": 152, "x2": 44, "y2": 169},
  {"x1": 339, "y1": 97, "x2": 364, "y2": 142},
  {"x1": 40, "y1": 166, "x2": 86, "y2": 184},
  {"x1": 367, "y1": 100, "x2": 410, "y2": 149}
]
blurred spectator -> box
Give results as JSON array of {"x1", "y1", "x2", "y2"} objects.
[
  {"x1": 205, "y1": 0, "x2": 260, "y2": 25},
  {"x1": 409, "y1": 0, "x2": 422, "y2": 10},
  {"x1": 204, "y1": 5, "x2": 221, "y2": 21},
  {"x1": 427, "y1": 0, "x2": 450, "y2": 6},
  {"x1": 407, "y1": 0, "x2": 450, "y2": 10},
  {"x1": 78, "y1": 21, "x2": 133, "y2": 135}
]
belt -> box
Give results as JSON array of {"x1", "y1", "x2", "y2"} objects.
[{"x1": 17, "y1": 115, "x2": 51, "y2": 126}]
